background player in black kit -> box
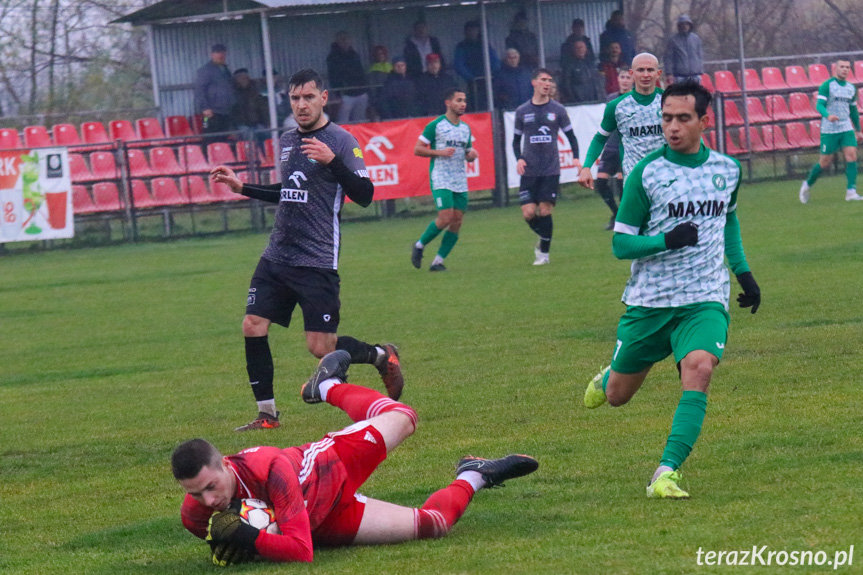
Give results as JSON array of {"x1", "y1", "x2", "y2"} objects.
[
  {"x1": 211, "y1": 69, "x2": 403, "y2": 431},
  {"x1": 512, "y1": 68, "x2": 582, "y2": 265}
]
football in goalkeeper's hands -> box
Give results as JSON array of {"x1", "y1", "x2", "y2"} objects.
[{"x1": 237, "y1": 499, "x2": 281, "y2": 534}]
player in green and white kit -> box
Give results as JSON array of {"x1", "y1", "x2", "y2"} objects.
[
  {"x1": 578, "y1": 53, "x2": 665, "y2": 190},
  {"x1": 412, "y1": 89, "x2": 478, "y2": 272},
  {"x1": 583, "y1": 81, "x2": 761, "y2": 499},
  {"x1": 799, "y1": 59, "x2": 863, "y2": 203}
]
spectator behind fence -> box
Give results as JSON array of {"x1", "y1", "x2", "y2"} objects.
[
  {"x1": 560, "y1": 19, "x2": 596, "y2": 69},
  {"x1": 505, "y1": 10, "x2": 539, "y2": 70},
  {"x1": 404, "y1": 20, "x2": 446, "y2": 78},
  {"x1": 379, "y1": 57, "x2": 419, "y2": 120},
  {"x1": 493, "y1": 49, "x2": 533, "y2": 110},
  {"x1": 454, "y1": 19, "x2": 500, "y2": 111},
  {"x1": 233, "y1": 68, "x2": 269, "y2": 145},
  {"x1": 368, "y1": 45, "x2": 393, "y2": 120},
  {"x1": 560, "y1": 40, "x2": 606, "y2": 104},
  {"x1": 665, "y1": 14, "x2": 703, "y2": 85},
  {"x1": 194, "y1": 43, "x2": 235, "y2": 143},
  {"x1": 599, "y1": 10, "x2": 635, "y2": 65},
  {"x1": 326, "y1": 31, "x2": 369, "y2": 123},
  {"x1": 598, "y1": 42, "x2": 627, "y2": 96},
  {"x1": 416, "y1": 53, "x2": 458, "y2": 117}
]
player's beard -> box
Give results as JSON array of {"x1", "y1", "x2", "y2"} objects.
[{"x1": 297, "y1": 109, "x2": 323, "y2": 131}]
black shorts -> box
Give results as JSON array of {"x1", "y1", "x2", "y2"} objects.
[
  {"x1": 596, "y1": 145, "x2": 621, "y2": 175},
  {"x1": 246, "y1": 258, "x2": 340, "y2": 333},
  {"x1": 518, "y1": 175, "x2": 560, "y2": 206}
]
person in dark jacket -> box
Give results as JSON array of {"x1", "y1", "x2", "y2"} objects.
[
  {"x1": 599, "y1": 10, "x2": 636, "y2": 65},
  {"x1": 415, "y1": 53, "x2": 459, "y2": 117},
  {"x1": 233, "y1": 68, "x2": 269, "y2": 145},
  {"x1": 664, "y1": 14, "x2": 704, "y2": 85},
  {"x1": 404, "y1": 20, "x2": 446, "y2": 78},
  {"x1": 493, "y1": 49, "x2": 533, "y2": 109},
  {"x1": 326, "y1": 31, "x2": 369, "y2": 123},
  {"x1": 505, "y1": 11, "x2": 539, "y2": 70},
  {"x1": 379, "y1": 57, "x2": 419, "y2": 119},
  {"x1": 560, "y1": 19, "x2": 596, "y2": 69},
  {"x1": 454, "y1": 19, "x2": 500, "y2": 111},
  {"x1": 560, "y1": 40, "x2": 606, "y2": 104},
  {"x1": 194, "y1": 43, "x2": 235, "y2": 143}
]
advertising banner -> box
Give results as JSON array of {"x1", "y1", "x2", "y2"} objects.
[
  {"x1": 0, "y1": 148, "x2": 73, "y2": 242},
  {"x1": 343, "y1": 112, "x2": 495, "y2": 200},
  {"x1": 502, "y1": 103, "x2": 605, "y2": 189}
]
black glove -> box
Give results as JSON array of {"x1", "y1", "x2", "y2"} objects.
[
  {"x1": 210, "y1": 541, "x2": 253, "y2": 567},
  {"x1": 206, "y1": 508, "x2": 260, "y2": 555},
  {"x1": 736, "y1": 272, "x2": 761, "y2": 314},
  {"x1": 664, "y1": 222, "x2": 699, "y2": 249}
]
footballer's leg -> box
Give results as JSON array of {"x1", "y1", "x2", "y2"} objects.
[
  {"x1": 843, "y1": 145, "x2": 861, "y2": 200},
  {"x1": 236, "y1": 313, "x2": 283, "y2": 431}
]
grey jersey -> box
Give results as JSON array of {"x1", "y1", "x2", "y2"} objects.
[
  {"x1": 514, "y1": 100, "x2": 573, "y2": 177},
  {"x1": 262, "y1": 121, "x2": 368, "y2": 270}
]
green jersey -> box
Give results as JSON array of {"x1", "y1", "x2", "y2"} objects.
[
  {"x1": 615, "y1": 144, "x2": 741, "y2": 309},
  {"x1": 420, "y1": 115, "x2": 473, "y2": 193},
  {"x1": 817, "y1": 78, "x2": 859, "y2": 134},
  {"x1": 586, "y1": 89, "x2": 665, "y2": 180}
]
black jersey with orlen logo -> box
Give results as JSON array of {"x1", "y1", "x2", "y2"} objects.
[
  {"x1": 262, "y1": 121, "x2": 368, "y2": 270},
  {"x1": 513, "y1": 100, "x2": 572, "y2": 177}
]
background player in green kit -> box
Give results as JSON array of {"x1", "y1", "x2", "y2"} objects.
[
  {"x1": 799, "y1": 59, "x2": 863, "y2": 203},
  {"x1": 412, "y1": 89, "x2": 478, "y2": 272},
  {"x1": 583, "y1": 81, "x2": 761, "y2": 499},
  {"x1": 578, "y1": 53, "x2": 665, "y2": 190}
]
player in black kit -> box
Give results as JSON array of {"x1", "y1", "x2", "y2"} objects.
[
  {"x1": 211, "y1": 69, "x2": 403, "y2": 431},
  {"x1": 512, "y1": 69, "x2": 582, "y2": 265}
]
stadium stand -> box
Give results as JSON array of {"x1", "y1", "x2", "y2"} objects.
[
  {"x1": 784, "y1": 66, "x2": 812, "y2": 89},
  {"x1": 808, "y1": 64, "x2": 830, "y2": 86},
  {"x1": 0, "y1": 128, "x2": 21, "y2": 149},
  {"x1": 703, "y1": 131, "x2": 716, "y2": 149},
  {"x1": 808, "y1": 119, "x2": 821, "y2": 141},
  {"x1": 81, "y1": 121, "x2": 112, "y2": 148},
  {"x1": 856, "y1": 62, "x2": 863, "y2": 84},
  {"x1": 746, "y1": 97, "x2": 772, "y2": 123},
  {"x1": 24, "y1": 126, "x2": 52, "y2": 148},
  {"x1": 127, "y1": 148, "x2": 155, "y2": 178},
  {"x1": 165, "y1": 115, "x2": 197, "y2": 140},
  {"x1": 786, "y1": 122, "x2": 819, "y2": 148},
  {"x1": 211, "y1": 171, "x2": 249, "y2": 201},
  {"x1": 72, "y1": 185, "x2": 97, "y2": 214},
  {"x1": 858, "y1": 88, "x2": 863, "y2": 112},
  {"x1": 714, "y1": 70, "x2": 740, "y2": 93},
  {"x1": 789, "y1": 92, "x2": 819, "y2": 118},
  {"x1": 765, "y1": 94, "x2": 796, "y2": 121},
  {"x1": 738, "y1": 127, "x2": 770, "y2": 152},
  {"x1": 178, "y1": 145, "x2": 211, "y2": 173},
  {"x1": 90, "y1": 151, "x2": 120, "y2": 180},
  {"x1": 150, "y1": 147, "x2": 185, "y2": 176},
  {"x1": 207, "y1": 142, "x2": 237, "y2": 166},
  {"x1": 151, "y1": 177, "x2": 188, "y2": 206},
  {"x1": 91, "y1": 182, "x2": 123, "y2": 212},
  {"x1": 724, "y1": 132, "x2": 745, "y2": 155},
  {"x1": 136, "y1": 117, "x2": 167, "y2": 140},
  {"x1": 699, "y1": 73, "x2": 715, "y2": 93},
  {"x1": 743, "y1": 69, "x2": 764, "y2": 91},
  {"x1": 53, "y1": 124, "x2": 83, "y2": 148},
  {"x1": 180, "y1": 175, "x2": 214, "y2": 203},
  {"x1": 236, "y1": 141, "x2": 261, "y2": 164},
  {"x1": 723, "y1": 100, "x2": 745, "y2": 126},
  {"x1": 191, "y1": 114, "x2": 204, "y2": 135},
  {"x1": 760, "y1": 67, "x2": 789, "y2": 91},
  {"x1": 761, "y1": 125, "x2": 794, "y2": 150},
  {"x1": 109, "y1": 119, "x2": 145, "y2": 147},
  {"x1": 131, "y1": 179, "x2": 157, "y2": 208},
  {"x1": 262, "y1": 138, "x2": 275, "y2": 167},
  {"x1": 69, "y1": 153, "x2": 96, "y2": 182}
]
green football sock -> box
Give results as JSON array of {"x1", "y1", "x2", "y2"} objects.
[
  {"x1": 659, "y1": 390, "x2": 707, "y2": 470},
  {"x1": 806, "y1": 163, "x2": 822, "y2": 187},
  {"x1": 602, "y1": 367, "x2": 610, "y2": 393},
  {"x1": 846, "y1": 161, "x2": 857, "y2": 189},
  {"x1": 419, "y1": 220, "x2": 443, "y2": 246},
  {"x1": 437, "y1": 230, "x2": 459, "y2": 259}
]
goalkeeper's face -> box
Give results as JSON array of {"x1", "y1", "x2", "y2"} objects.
[{"x1": 178, "y1": 460, "x2": 237, "y2": 511}]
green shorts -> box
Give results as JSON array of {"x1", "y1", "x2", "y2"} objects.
[
  {"x1": 820, "y1": 131, "x2": 857, "y2": 155},
  {"x1": 432, "y1": 189, "x2": 468, "y2": 211},
  {"x1": 610, "y1": 302, "x2": 730, "y2": 374}
]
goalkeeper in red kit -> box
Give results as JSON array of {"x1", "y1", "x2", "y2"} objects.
[{"x1": 172, "y1": 350, "x2": 538, "y2": 565}]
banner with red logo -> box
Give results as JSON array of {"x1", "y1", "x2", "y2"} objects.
[
  {"x1": 342, "y1": 113, "x2": 495, "y2": 201},
  {"x1": 502, "y1": 103, "x2": 605, "y2": 188},
  {"x1": 0, "y1": 148, "x2": 73, "y2": 242}
]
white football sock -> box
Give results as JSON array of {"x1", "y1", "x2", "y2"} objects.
[
  {"x1": 431, "y1": 255, "x2": 445, "y2": 266},
  {"x1": 415, "y1": 240, "x2": 424, "y2": 249},
  {"x1": 456, "y1": 470, "x2": 487, "y2": 492},
  {"x1": 651, "y1": 465, "x2": 674, "y2": 483},
  {"x1": 318, "y1": 377, "x2": 342, "y2": 402},
  {"x1": 256, "y1": 400, "x2": 277, "y2": 418}
]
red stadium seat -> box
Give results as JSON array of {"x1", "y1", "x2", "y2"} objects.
[
  {"x1": 699, "y1": 73, "x2": 715, "y2": 93},
  {"x1": 713, "y1": 70, "x2": 740, "y2": 93},
  {"x1": 855, "y1": 62, "x2": 863, "y2": 84},
  {"x1": 81, "y1": 121, "x2": 112, "y2": 148},
  {"x1": 761, "y1": 125, "x2": 794, "y2": 151},
  {"x1": 53, "y1": 124, "x2": 83, "y2": 147},
  {"x1": 808, "y1": 64, "x2": 830, "y2": 86},
  {"x1": 178, "y1": 145, "x2": 211, "y2": 173},
  {"x1": 191, "y1": 114, "x2": 204, "y2": 135},
  {"x1": 91, "y1": 182, "x2": 123, "y2": 211},
  {"x1": 131, "y1": 179, "x2": 157, "y2": 208},
  {"x1": 764, "y1": 95, "x2": 796, "y2": 121},
  {"x1": 165, "y1": 115, "x2": 193, "y2": 138},
  {"x1": 262, "y1": 138, "x2": 275, "y2": 167},
  {"x1": 723, "y1": 100, "x2": 744, "y2": 125},
  {"x1": 784, "y1": 66, "x2": 812, "y2": 89},
  {"x1": 267, "y1": 169, "x2": 280, "y2": 184},
  {"x1": 760, "y1": 67, "x2": 788, "y2": 91},
  {"x1": 705, "y1": 105, "x2": 715, "y2": 128},
  {"x1": 786, "y1": 122, "x2": 818, "y2": 148},
  {"x1": 69, "y1": 153, "x2": 96, "y2": 183},
  {"x1": 24, "y1": 126, "x2": 52, "y2": 148},
  {"x1": 109, "y1": 120, "x2": 145, "y2": 147},
  {"x1": 211, "y1": 171, "x2": 249, "y2": 201},
  {"x1": 72, "y1": 185, "x2": 97, "y2": 214},
  {"x1": 150, "y1": 147, "x2": 185, "y2": 176},
  {"x1": 0, "y1": 128, "x2": 21, "y2": 149},
  {"x1": 126, "y1": 148, "x2": 155, "y2": 178},
  {"x1": 180, "y1": 175, "x2": 214, "y2": 203},
  {"x1": 150, "y1": 177, "x2": 187, "y2": 206},
  {"x1": 89, "y1": 151, "x2": 120, "y2": 180},
  {"x1": 207, "y1": 142, "x2": 237, "y2": 166},
  {"x1": 745, "y1": 98, "x2": 771, "y2": 123},
  {"x1": 738, "y1": 127, "x2": 770, "y2": 152},
  {"x1": 789, "y1": 92, "x2": 819, "y2": 119},
  {"x1": 235, "y1": 141, "x2": 261, "y2": 164},
  {"x1": 858, "y1": 88, "x2": 863, "y2": 113},
  {"x1": 809, "y1": 120, "x2": 821, "y2": 141},
  {"x1": 743, "y1": 69, "x2": 764, "y2": 91},
  {"x1": 703, "y1": 131, "x2": 716, "y2": 150},
  {"x1": 136, "y1": 117, "x2": 166, "y2": 141},
  {"x1": 724, "y1": 132, "x2": 745, "y2": 155}
]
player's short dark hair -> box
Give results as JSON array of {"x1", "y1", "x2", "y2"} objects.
[
  {"x1": 835, "y1": 58, "x2": 851, "y2": 66},
  {"x1": 661, "y1": 80, "x2": 712, "y2": 118},
  {"x1": 532, "y1": 67, "x2": 553, "y2": 80},
  {"x1": 288, "y1": 68, "x2": 325, "y2": 92},
  {"x1": 171, "y1": 438, "x2": 222, "y2": 480},
  {"x1": 444, "y1": 87, "x2": 465, "y2": 102}
]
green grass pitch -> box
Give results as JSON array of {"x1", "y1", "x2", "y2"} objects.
[{"x1": 2, "y1": 175, "x2": 861, "y2": 574}]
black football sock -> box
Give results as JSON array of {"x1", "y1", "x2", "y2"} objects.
[
  {"x1": 526, "y1": 215, "x2": 542, "y2": 236},
  {"x1": 245, "y1": 336, "x2": 274, "y2": 402},
  {"x1": 595, "y1": 178, "x2": 618, "y2": 215},
  {"x1": 537, "y1": 214, "x2": 553, "y2": 253},
  {"x1": 336, "y1": 335, "x2": 379, "y2": 365}
]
